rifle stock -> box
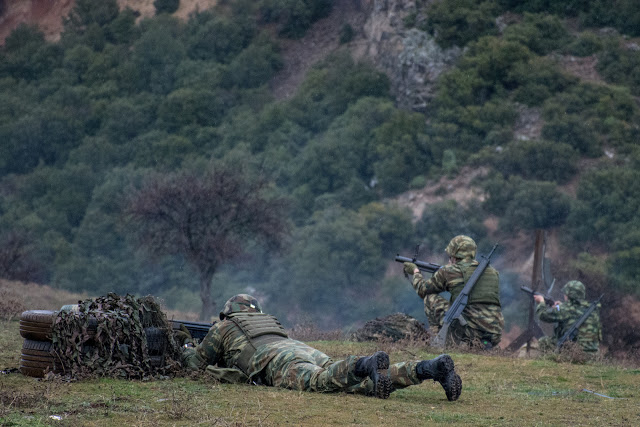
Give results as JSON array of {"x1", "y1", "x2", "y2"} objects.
[{"x1": 431, "y1": 244, "x2": 499, "y2": 349}]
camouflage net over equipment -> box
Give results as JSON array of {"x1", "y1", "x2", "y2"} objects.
[
  {"x1": 351, "y1": 313, "x2": 430, "y2": 342},
  {"x1": 51, "y1": 293, "x2": 184, "y2": 379}
]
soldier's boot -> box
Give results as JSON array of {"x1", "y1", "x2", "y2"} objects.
[
  {"x1": 416, "y1": 354, "x2": 462, "y2": 401},
  {"x1": 354, "y1": 351, "x2": 392, "y2": 399}
]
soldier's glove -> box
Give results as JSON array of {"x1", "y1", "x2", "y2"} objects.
[
  {"x1": 174, "y1": 324, "x2": 194, "y2": 348},
  {"x1": 403, "y1": 262, "x2": 418, "y2": 277}
]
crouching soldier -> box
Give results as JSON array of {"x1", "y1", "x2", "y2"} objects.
[
  {"x1": 534, "y1": 280, "x2": 602, "y2": 354},
  {"x1": 181, "y1": 294, "x2": 462, "y2": 401}
]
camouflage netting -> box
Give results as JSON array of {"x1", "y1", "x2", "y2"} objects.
[
  {"x1": 51, "y1": 293, "x2": 184, "y2": 379},
  {"x1": 351, "y1": 313, "x2": 430, "y2": 342}
]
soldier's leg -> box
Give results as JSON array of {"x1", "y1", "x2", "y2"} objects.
[
  {"x1": 267, "y1": 348, "x2": 392, "y2": 398},
  {"x1": 424, "y1": 294, "x2": 449, "y2": 330},
  {"x1": 348, "y1": 357, "x2": 462, "y2": 402}
]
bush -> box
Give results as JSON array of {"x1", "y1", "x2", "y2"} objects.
[
  {"x1": 503, "y1": 12, "x2": 572, "y2": 55},
  {"x1": 154, "y1": 0, "x2": 180, "y2": 14},
  {"x1": 566, "y1": 32, "x2": 603, "y2": 57},
  {"x1": 492, "y1": 140, "x2": 579, "y2": 183},
  {"x1": 415, "y1": 199, "x2": 488, "y2": 255},
  {"x1": 483, "y1": 175, "x2": 570, "y2": 230},
  {"x1": 423, "y1": 0, "x2": 499, "y2": 48}
]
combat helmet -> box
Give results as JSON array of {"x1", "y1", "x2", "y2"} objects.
[
  {"x1": 445, "y1": 235, "x2": 477, "y2": 260},
  {"x1": 562, "y1": 280, "x2": 585, "y2": 301},
  {"x1": 220, "y1": 294, "x2": 263, "y2": 320}
]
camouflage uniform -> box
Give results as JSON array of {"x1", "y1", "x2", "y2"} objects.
[
  {"x1": 536, "y1": 280, "x2": 602, "y2": 353},
  {"x1": 182, "y1": 294, "x2": 462, "y2": 400},
  {"x1": 407, "y1": 236, "x2": 504, "y2": 347},
  {"x1": 182, "y1": 311, "x2": 429, "y2": 393}
]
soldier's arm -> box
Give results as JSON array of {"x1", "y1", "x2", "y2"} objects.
[
  {"x1": 182, "y1": 322, "x2": 225, "y2": 370},
  {"x1": 536, "y1": 301, "x2": 565, "y2": 323},
  {"x1": 412, "y1": 267, "x2": 454, "y2": 298}
]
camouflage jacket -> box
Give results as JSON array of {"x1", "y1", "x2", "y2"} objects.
[
  {"x1": 182, "y1": 314, "x2": 297, "y2": 383},
  {"x1": 536, "y1": 299, "x2": 602, "y2": 352},
  {"x1": 412, "y1": 260, "x2": 503, "y2": 334}
]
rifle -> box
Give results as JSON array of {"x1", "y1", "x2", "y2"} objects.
[
  {"x1": 395, "y1": 245, "x2": 442, "y2": 275},
  {"x1": 520, "y1": 286, "x2": 555, "y2": 306},
  {"x1": 171, "y1": 320, "x2": 214, "y2": 341},
  {"x1": 556, "y1": 294, "x2": 604, "y2": 349},
  {"x1": 431, "y1": 244, "x2": 499, "y2": 349}
]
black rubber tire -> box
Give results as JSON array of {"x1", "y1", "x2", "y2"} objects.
[
  {"x1": 20, "y1": 353, "x2": 55, "y2": 363},
  {"x1": 20, "y1": 357, "x2": 56, "y2": 370},
  {"x1": 22, "y1": 338, "x2": 53, "y2": 352},
  {"x1": 19, "y1": 326, "x2": 52, "y2": 341},
  {"x1": 20, "y1": 310, "x2": 57, "y2": 325},
  {"x1": 149, "y1": 355, "x2": 164, "y2": 368},
  {"x1": 145, "y1": 327, "x2": 167, "y2": 355},
  {"x1": 19, "y1": 365, "x2": 46, "y2": 378}
]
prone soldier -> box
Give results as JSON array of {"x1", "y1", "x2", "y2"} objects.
[{"x1": 181, "y1": 294, "x2": 463, "y2": 401}]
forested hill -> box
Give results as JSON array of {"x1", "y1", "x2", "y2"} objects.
[{"x1": 1, "y1": 0, "x2": 640, "y2": 357}]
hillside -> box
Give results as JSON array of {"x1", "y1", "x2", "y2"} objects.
[{"x1": 1, "y1": 0, "x2": 640, "y2": 356}]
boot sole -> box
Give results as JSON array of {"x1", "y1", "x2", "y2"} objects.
[
  {"x1": 444, "y1": 371, "x2": 462, "y2": 401},
  {"x1": 371, "y1": 351, "x2": 391, "y2": 399}
]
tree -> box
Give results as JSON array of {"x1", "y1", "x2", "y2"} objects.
[{"x1": 125, "y1": 162, "x2": 289, "y2": 320}]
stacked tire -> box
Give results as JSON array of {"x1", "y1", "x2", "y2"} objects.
[
  {"x1": 19, "y1": 310, "x2": 61, "y2": 377},
  {"x1": 18, "y1": 308, "x2": 171, "y2": 377}
]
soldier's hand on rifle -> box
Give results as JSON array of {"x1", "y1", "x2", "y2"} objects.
[
  {"x1": 533, "y1": 295, "x2": 544, "y2": 304},
  {"x1": 174, "y1": 324, "x2": 195, "y2": 348},
  {"x1": 403, "y1": 262, "x2": 419, "y2": 277}
]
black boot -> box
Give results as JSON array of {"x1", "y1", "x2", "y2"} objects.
[
  {"x1": 355, "y1": 351, "x2": 392, "y2": 399},
  {"x1": 416, "y1": 354, "x2": 462, "y2": 401}
]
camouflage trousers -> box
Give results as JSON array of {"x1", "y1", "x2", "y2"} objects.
[
  {"x1": 538, "y1": 336, "x2": 599, "y2": 355},
  {"x1": 424, "y1": 294, "x2": 502, "y2": 348},
  {"x1": 252, "y1": 340, "x2": 422, "y2": 394}
]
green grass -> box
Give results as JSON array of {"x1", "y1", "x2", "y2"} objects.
[{"x1": 1, "y1": 319, "x2": 638, "y2": 426}]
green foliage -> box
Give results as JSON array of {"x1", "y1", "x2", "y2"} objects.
[
  {"x1": 260, "y1": 0, "x2": 333, "y2": 38},
  {"x1": 578, "y1": 0, "x2": 640, "y2": 37},
  {"x1": 423, "y1": 0, "x2": 499, "y2": 48},
  {"x1": 372, "y1": 111, "x2": 432, "y2": 195},
  {"x1": 542, "y1": 82, "x2": 640, "y2": 154},
  {"x1": 271, "y1": 206, "x2": 391, "y2": 328},
  {"x1": 224, "y1": 34, "x2": 282, "y2": 88},
  {"x1": 0, "y1": 24, "x2": 64, "y2": 80},
  {"x1": 415, "y1": 199, "x2": 488, "y2": 255},
  {"x1": 503, "y1": 13, "x2": 572, "y2": 55},
  {"x1": 491, "y1": 140, "x2": 579, "y2": 183},
  {"x1": 508, "y1": 57, "x2": 578, "y2": 106},
  {"x1": 154, "y1": 0, "x2": 181, "y2": 14},
  {"x1": 288, "y1": 52, "x2": 390, "y2": 133},
  {"x1": 597, "y1": 37, "x2": 640, "y2": 96},
  {"x1": 483, "y1": 174, "x2": 571, "y2": 230},
  {"x1": 566, "y1": 32, "x2": 603, "y2": 57},
  {"x1": 184, "y1": 11, "x2": 256, "y2": 63},
  {"x1": 567, "y1": 167, "x2": 640, "y2": 248},
  {"x1": 339, "y1": 24, "x2": 355, "y2": 44}
]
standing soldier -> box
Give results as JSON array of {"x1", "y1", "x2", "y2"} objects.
[
  {"x1": 534, "y1": 280, "x2": 602, "y2": 354},
  {"x1": 403, "y1": 235, "x2": 504, "y2": 348},
  {"x1": 181, "y1": 294, "x2": 463, "y2": 401}
]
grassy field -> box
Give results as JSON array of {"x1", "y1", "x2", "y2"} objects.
[{"x1": 1, "y1": 319, "x2": 638, "y2": 426}]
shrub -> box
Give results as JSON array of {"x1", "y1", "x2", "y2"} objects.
[
  {"x1": 566, "y1": 32, "x2": 603, "y2": 57},
  {"x1": 415, "y1": 199, "x2": 488, "y2": 255},
  {"x1": 154, "y1": 0, "x2": 180, "y2": 14},
  {"x1": 483, "y1": 175, "x2": 570, "y2": 230},
  {"x1": 503, "y1": 12, "x2": 572, "y2": 55},
  {"x1": 492, "y1": 140, "x2": 579, "y2": 183},
  {"x1": 423, "y1": 0, "x2": 499, "y2": 48}
]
